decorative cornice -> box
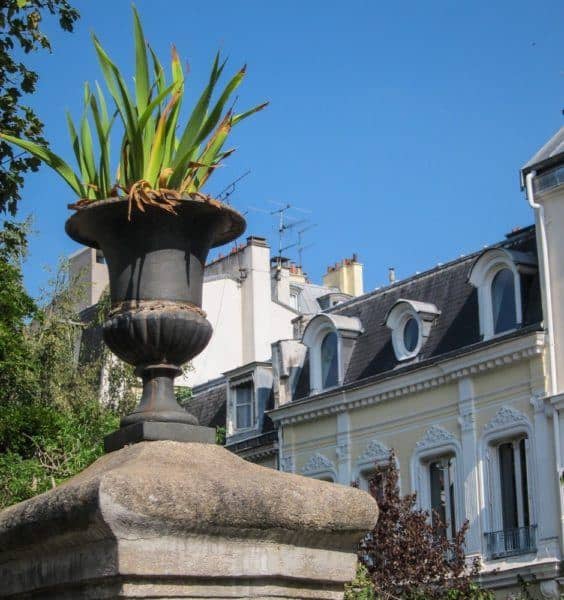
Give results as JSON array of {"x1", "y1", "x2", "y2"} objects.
[
  {"x1": 301, "y1": 453, "x2": 336, "y2": 476},
  {"x1": 483, "y1": 406, "x2": 529, "y2": 433},
  {"x1": 415, "y1": 425, "x2": 455, "y2": 450},
  {"x1": 270, "y1": 332, "x2": 545, "y2": 426},
  {"x1": 357, "y1": 439, "x2": 390, "y2": 465}
]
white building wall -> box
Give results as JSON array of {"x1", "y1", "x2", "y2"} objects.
[{"x1": 184, "y1": 277, "x2": 243, "y2": 387}]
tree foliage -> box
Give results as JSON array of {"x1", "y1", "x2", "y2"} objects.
[
  {"x1": 0, "y1": 0, "x2": 79, "y2": 215},
  {"x1": 345, "y1": 452, "x2": 495, "y2": 600},
  {"x1": 0, "y1": 226, "x2": 135, "y2": 508}
]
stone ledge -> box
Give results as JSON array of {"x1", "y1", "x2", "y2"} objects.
[{"x1": 0, "y1": 441, "x2": 378, "y2": 599}]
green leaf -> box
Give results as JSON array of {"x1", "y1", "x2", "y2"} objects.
[
  {"x1": 0, "y1": 133, "x2": 84, "y2": 197},
  {"x1": 132, "y1": 5, "x2": 150, "y2": 115},
  {"x1": 92, "y1": 34, "x2": 143, "y2": 179},
  {"x1": 145, "y1": 92, "x2": 181, "y2": 187},
  {"x1": 231, "y1": 101, "x2": 269, "y2": 126},
  {"x1": 172, "y1": 52, "x2": 223, "y2": 172},
  {"x1": 65, "y1": 111, "x2": 87, "y2": 182},
  {"x1": 196, "y1": 65, "x2": 246, "y2": 145},
  {"x1": 80, "y1": 84, "x2": 97, "y2": 187}
]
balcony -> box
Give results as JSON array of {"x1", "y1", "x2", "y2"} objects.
[{"x1": 485, "y1": 525, "x2": 537, "y2": 559}]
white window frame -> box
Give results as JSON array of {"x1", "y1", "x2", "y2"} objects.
[
  {"x1": 411, "y1": 426, "x2": 464, "y2": 539},
  {"x1": 468, "y1": 249, "x2": 537, "y2": 340},
  {"x1": 230, "y1": 375, "x2": 255, "y2": 434},
  {"x1": 353, "y1": 438, "x2": 397, "y2": 493},
  {"x1": 385, "y1": 299, "x2": 440, "y2": 362},
  {"x1": 302, "y1": 313, "x2": 363, "y2": 394},
  {"x1": 481, "y1": 406, "x2": 536, "y2": 544}
]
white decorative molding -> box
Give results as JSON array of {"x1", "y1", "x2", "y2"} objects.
[
  {"x1": 415, "y1": 425, "x2": 455, "y2": 450},
  {"x1": 358, "y1": 439, "x2": 390, "y2": 464},
  {"x1": 301, "y1": 453, "x2": 336, "y2": 478},
  {"x1": 269, "y1": 332, "x2": 545, "y2": 426},
  {"x1": 530, "y1": 393, "x2": 546, "y2": 414},
  {"x1": 483, "y1": 406, "x2": 529, "y2": 433}
]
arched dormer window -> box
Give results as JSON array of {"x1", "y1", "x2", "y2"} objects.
[
  {"x1": 469, "y1": 249, "x2": 537, "y2": 340},
  {"x1": 302, "y1": 314, "x2": 363, "y2": 394}
]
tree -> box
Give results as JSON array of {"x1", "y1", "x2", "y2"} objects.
[
  {"x1": 0, "y1": 219, "x2": 37, "y2": 402},
  {"x1": 0, "y1": 240, "x2": 136, "y2": 508},
  {"x1": 345, "y1": 452, "x2": 494, "y2": 600},
  {"x1": 0, "y1": 0, "x2": 79, "y2": 215}
]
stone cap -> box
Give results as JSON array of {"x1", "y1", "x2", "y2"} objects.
[{"x1": 0, "y1": 441, "x2": 378, "y2": 555}]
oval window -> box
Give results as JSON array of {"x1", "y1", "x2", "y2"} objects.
[{"x1": 403, "y1": 317, "x2": 419, "y2": 353}]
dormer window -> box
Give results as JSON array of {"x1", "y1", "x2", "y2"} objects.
[
  {"x1": 302, "y1": 314, "x2": 363, "y2": 394},
  {"x1": 469, "y1": 249, "x2": 537, "y2": 340},
  {"x1": 225, "y1": 362, "x2": 273, "y2": 438},
  {"x1": 385, "y1": 299, "x2": 440, "y2": 362}
]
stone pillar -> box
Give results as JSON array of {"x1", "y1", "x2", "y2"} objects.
[
  {"x1": 530, "y1": 394, "x2": 560, "y2": 549},
  {"x1": 0, "y1": 441, "x2": 377, "y2": 599},
  {"x1": 336, "y1": 410, "x2": 352, "y2": 484},
  {"x1": 457, "y1": 377, "x2": 482, "y2": 556}
]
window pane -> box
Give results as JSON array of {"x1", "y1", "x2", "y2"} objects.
[
  {"x1": 367, "y1": 471, "x2": 386, "y2": 504},
  {"x1": 235, "y1": 382, "x2": 253, "y2": 429},
  {"x1": 448, "y1": 460, "x2": 456, "y2": 540},
  {"x1": 499, "y1": 442, "x2": 518, "y2": 530},
  {"x1": 321, "y1": 331, "x2": 338, "y2": 388},
  {"x1": 519, "y1": 439, "x2": 530, "y2": 527},
  {"x1": 403, "y1": 318, "x2": 419, "y2": 352},
  {"x1": 430, "y1": 459, "x2": 448, "y2": 539},
  {"x1": 491, "y1": 269, "x2": 517, "y2": 334}
]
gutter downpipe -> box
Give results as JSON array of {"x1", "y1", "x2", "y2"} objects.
[{"x1": 525, "y1": 170, "x2": 563, "y2": 548}]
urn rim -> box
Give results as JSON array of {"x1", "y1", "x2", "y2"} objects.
[{"x1": 65, "y1": 194, "x2": 246, "y2": 249}]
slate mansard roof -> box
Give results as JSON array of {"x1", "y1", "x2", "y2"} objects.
[
  {"x1": 184, "y1": 379, "x2": 226, "y2": 428},
  {"x1": 294, "y1": 225, "x2": 542, "y2": 399}
]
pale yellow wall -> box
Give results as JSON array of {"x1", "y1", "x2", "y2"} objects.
[{"x1": 284, "y1": 356, "x2": 544, "y2": 495}]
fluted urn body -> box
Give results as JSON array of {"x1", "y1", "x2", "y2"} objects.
[{"x1": 65, "y1": 196, "x2": 245, "y2": 449}]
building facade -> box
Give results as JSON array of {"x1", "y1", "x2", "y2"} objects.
[{"x1": 222, "y1": 130, "x2": 564, "y2": 597}]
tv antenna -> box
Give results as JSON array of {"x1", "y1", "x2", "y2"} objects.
[
  {"x1": 269, "y1": 201, "x2": 310, "y2": 279},
  {"x1": 296, "y1": 224, "x2": 317, "y2": 268},
  {"x1": 216, "y1": 170, "x2": 251, "y2": 204}
]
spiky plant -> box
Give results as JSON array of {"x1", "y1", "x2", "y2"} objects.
[{"x1": 0, "y1": 6, "x2": 267, "y2": 218}]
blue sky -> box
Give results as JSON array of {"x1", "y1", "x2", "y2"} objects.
[{"x1": 15, "y1": 0, "x2": 564, "y2": 297}]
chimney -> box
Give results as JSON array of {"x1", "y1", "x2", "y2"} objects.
[
  {"x1": 388, "y1": 267, "x2": 396, "y2": 284},
  {"x1": 322, "y1": 254, "x2": 364, "y2": 297}
]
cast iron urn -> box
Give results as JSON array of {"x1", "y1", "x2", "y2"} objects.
[{"x1": 65, "y1": 196, "x2": 245, "y2": 451}]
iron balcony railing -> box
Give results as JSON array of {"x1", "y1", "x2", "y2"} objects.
[{"x1": 484, "y1": 525, "x2": 537, "y2": 559}]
